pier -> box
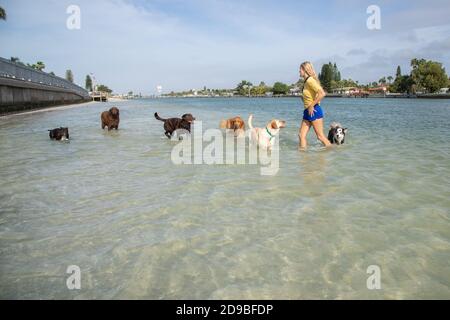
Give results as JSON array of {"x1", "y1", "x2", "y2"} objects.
[
  {"x1": 0, "y1": 57, "x2": 91, "y2": 115},
  {"x1": 90, "y1": 91, "x2": 109, "y2": 102}
]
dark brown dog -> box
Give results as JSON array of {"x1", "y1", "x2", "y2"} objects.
[
  {"x1": 49, "y1": 127, "x2": 69, "y2": 141},
  {"x1": 154, "y1": 112, "x2": 195, "y2": 139},
  {"x1": 101, "y1": 107, "x2": 120, "y2": 130},
  {"x1": 220, "y1": 116, "x2": 246, "y2": 135}
]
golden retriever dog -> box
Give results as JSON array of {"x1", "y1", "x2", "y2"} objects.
[
  {"x1": 101, "y1": 107, "x2": 120, "y2": 130},
  {"x1": 220, "y1": 116, "x2": 246, "y2": 137},
  {"x1": 248, "y1": 114, "x2": 286, "y2": 150}
]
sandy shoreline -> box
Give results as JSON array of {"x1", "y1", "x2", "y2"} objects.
[{"x1": 0, "y1": 101, "x2": 99, "y2": 119}]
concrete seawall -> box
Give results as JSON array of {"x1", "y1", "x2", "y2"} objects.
[{"x1": 0, "y1": 77, "x2": 91, "y2": 115}]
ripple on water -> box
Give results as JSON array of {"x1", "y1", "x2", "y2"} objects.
[{"x1": 0, "y1": 98, "x2": 449, "y2": 299}]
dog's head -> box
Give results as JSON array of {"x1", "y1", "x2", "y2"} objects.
[
  {"x1": 49, "y1": 127, "x2": 69, "y2": 141},
  {"x1": 269, "y1": 119, "x2": 286, "y2": 130},
  {"x1": 109, "y1": 107, "x2": 120, "y2": 118},
  {"x1": 231, "y1": 117, "x2": 245, "y2": 130},
  {"x1": 182, "y1": 114, "x2": 196, "y2": 123},
  {"x1": 329, "y1": 123, "x2": 348, "y2": 145}
]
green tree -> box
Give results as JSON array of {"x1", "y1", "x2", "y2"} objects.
[
  {"x1": 319, "y1": 62, "x2": 342, "y2": 91},
  {"x1": 49, "y1": 72, "x2": 55, "y2": 76},
  {"x1": 35, "y1": 61, "x2": 45, "y2": 71},
  {"x1": 387, "y1": 76, "x2": 393, "y2": 84},
  {"x1": 396, "y1": 66, "x2": 402, "y2": 79},
  {"x1": 10, "y1": 57, "x2": 25, "y2": 66},
  {"x1": 390, "y1": 75, "x2": 414, "y2": 94},
  {"x1": 332, "y1": 63, "x2": 341, "y2": 81},
  {"x1": 0, "y1": 6, "x2": 6, "y2": 20},
  {"x1": 85, "y1": 75, "x2": 93, "y2": 91},
  {"x1": 319, "y1": 63, "x2": 333, "y2": 92},
  {"x1": 97, "y1": 85, "x2": 113, "y2": 93},
  {"x1": 379, "y1": 77, "x2": 387, "y2": 85},
  {"x1": 236, "y1": 80, "x2": 253, "y2": 96},
  {"x1": 330, "y1": 78, "x2": 359, "y2": 90},
  {"x1": 251, "y1": 81, "x2": 268, "y2": 96},
  {"x1": 272, "y1": 82, "x2": 289, "y2": 95},
  {"x1": 27, "y1": 61, "x2": 45, "y2": 71},
  {"x1": 410, "y1": 58, "x2": 448, "y2": 93},
  {"x1": 65, "y1": 70, "x2": 74, "y2": 83},
  {"x1": 27, "y1": 61, "x2": 46, "y2": 71}
]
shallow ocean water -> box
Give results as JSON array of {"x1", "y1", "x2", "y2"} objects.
[{"x1": 0, "y1": 97, "x2": 449, "y2": 299}]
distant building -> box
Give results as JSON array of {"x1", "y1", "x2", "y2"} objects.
[
  {"x1": 331, "y1": 87, "x2": 359, "y2": 95},
  {"x1": 289, "y1": 86, "x2": 301, "y2": 96},
  {"x1": 368, "y1": 85, "x2": 388, "y2": 94}
]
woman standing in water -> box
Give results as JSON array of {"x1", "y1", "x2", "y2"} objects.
[{"x1": 298, "y1": 61, "x2": 331, "y2": 150}]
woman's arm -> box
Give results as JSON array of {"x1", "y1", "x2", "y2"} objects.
[{"x1": 308, "y1": 88, "x2": 326, "y2": 116}]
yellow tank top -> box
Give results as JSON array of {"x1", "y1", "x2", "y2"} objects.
[{"x1": 302, "y1": 77, "x2": 322, "y2": 109}]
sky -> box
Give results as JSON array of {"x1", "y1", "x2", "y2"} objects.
[{"x1": 1, "y1": 0, "x2": 449, "y2": 94}]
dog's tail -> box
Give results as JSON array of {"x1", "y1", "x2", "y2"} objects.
[
  {"x1": 154, "y1": 112, "x2": 166, "y2": 122},
  {"x1": 248, "y1": 114, "x2": 254, "y2": 129},
  {"x1": 330, "y1": 122, "x2": 341, "y2": 129}
]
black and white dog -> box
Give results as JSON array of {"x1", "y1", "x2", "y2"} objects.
[
  {"x1": 328, "y1": 122, "x2": 348, "y2": 145},
  {"x1": 49, "y1": 127, "x2": 69, "y2": 141}
]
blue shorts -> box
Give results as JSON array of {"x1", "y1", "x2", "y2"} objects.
[{"x1": 303, "y1": 104, "x2": 324, "y2": 122}]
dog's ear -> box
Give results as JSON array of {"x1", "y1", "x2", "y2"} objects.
[
  {"x1": 271, "y1": 120, "x2": 278, "y2": 129},
  {"x1": 344, "y1": 128, "x2": 348, "y2": 134}
]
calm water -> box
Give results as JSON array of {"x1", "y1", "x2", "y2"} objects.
[{"x1": 0, "y1": 97, "x2": 449, "y2": 299}]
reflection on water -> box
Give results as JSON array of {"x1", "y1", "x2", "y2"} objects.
[
  {"x1": 299, "y1": 151, "x2": 328, "y2": 187},
  {"x1": 0, "y1": 98, "x2": 449, "y2": 299}
]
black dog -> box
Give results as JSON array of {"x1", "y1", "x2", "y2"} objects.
[
  {"x1": 154, "y1": 113, "x2": 195, "y2": 139},
  {"x1": 49, "y1": 127, "x2": 69, "y2": 141},
  {"x1": 328, "y1": 122, "x2": 348, "y2": 145}
]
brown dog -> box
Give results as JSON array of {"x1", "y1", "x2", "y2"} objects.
[
  {"x1": 155, "y1": 112, "x2": 195, "y2": 139},
  {"x1": 101, "y1": 107, "x2": 120, "y2": 130},
  {"x1": 220, "y1": 116, "x2": 246, "y2": 136}
]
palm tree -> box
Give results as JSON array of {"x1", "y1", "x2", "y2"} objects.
[
  {"x1": 66, "y1": 70, "x2": 74, "y2": 83},
  {"x1": 0, "y1": 7, "x2": 6, "y2": 20},
  {"x1": 34, "y1": 61, "x2": 45, "y2": 71},
  {"x1": 387, "y1": 76, "x2": 393, "y2": 84}
]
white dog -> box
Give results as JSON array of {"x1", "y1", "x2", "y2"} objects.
[{"x1": 248, "y1": 114, "x2": 286, "y2": 150}]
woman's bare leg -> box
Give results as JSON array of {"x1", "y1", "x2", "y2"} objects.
[
  {"x1": 299, "y1": 120, "x2": 311, "y2": 150},
  {"x1": 311, "y1": 118, "x2": 332, "y2": 147}
]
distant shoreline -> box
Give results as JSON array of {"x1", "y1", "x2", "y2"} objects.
[
  {"x1": 156, "y1": 94, "x2": 450, "y2": 100},
  {"x1": 2, "y1": 94, "x2": 448, "y2": 120}
]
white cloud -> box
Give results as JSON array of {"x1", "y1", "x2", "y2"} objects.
[{"x1": 1, "y1": 0, "x2": 449, "y2": 93}]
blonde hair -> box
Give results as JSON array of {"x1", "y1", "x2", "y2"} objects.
[{"x1": 301, "y1": 61, "x2": 320, "y2": 84}]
